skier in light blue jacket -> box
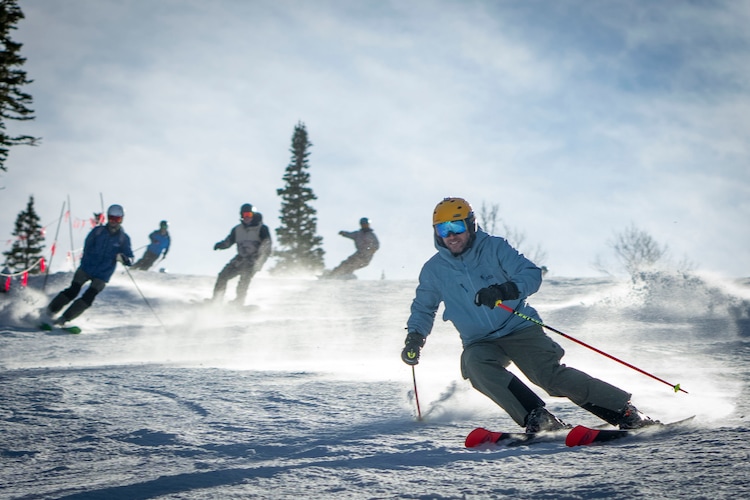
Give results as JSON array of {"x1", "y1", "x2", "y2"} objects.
[{"x1": 401, "y1": 197, "x2": 657, "y2": 432}]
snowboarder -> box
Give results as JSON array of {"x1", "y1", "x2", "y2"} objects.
[
  {"x1": 211, "y1": 203, "x2": 272, "y2": 305},
  {"x1": 131, "y1": 220, "x2": 171, "y2": 271},
  {"x1": 45, "y1": 204, "x2": 134, "y2": 325},
  {"x1": 324, "y1": 217, "x2": 379, "y2": 278},
  {"x1": 400, "y1": 197, "x2": 657, "y2": 433}
]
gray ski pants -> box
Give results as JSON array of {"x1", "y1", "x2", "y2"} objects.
[{"x1": 460, "y1": 324, "x2": 631, "y2": 426}]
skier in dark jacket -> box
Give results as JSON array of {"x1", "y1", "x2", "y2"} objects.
[
  {"x1": 325, "y1": 217, "x2": 379, "y2": 278},
  {"x1": 46, "y1": 204, "x2": 133, "y2": 325},
  {"x1": 401, "y1": 197, "x2": 658, "y2": 433},
  {"x1": 132, "y1": 220, "x2": 171, "y2": 271},
  {"x1": 211, "y1": 203, "x2": 272, "y2": 305}
]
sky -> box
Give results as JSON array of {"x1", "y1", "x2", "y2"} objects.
[{"x1": 1, "y1": 0, "x2": 749, "y2": 280}]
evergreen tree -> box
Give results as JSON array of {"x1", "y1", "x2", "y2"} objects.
[
  {"x1": 0, "y1": 0, "x2": 39, "y2": 173},
  {"x1": 271, "y1": 122, "x2": 325, "y2": 275},
  {"x1": 3, "y1": 195, "x2": 45, "y2": 273}
]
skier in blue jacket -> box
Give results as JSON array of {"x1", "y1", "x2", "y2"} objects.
[
  {"x1": 46, "y1": 204, "x2": 134, "y2": 325},
  {"x1": 132, "y1": 220, "x2": 171, "y2": 271},
  {"x1": 401, "y1": 197, "x2": 657, "y2": 432}
]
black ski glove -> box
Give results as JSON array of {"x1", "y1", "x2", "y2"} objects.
[
  {"x1": 213, "y1": 242, "x2": 221, "y2": 250},
  {"x1": 401, "y1": 331, "x2": 426, "y2": 366},
  {"x1": 474, "y1": 282, "x2": 520, "y2": 309},
  {"x1": 116, "y1": 254, "x2": 132, "y2": 266}
]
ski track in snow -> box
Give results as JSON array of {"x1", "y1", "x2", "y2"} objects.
[{"x1": 1, "y1": 271, "x2": 749, "y2": 499}]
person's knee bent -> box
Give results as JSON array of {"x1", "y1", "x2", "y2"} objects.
[
  {"x1": 460, "y1": 342, "x2": 508, "y2": 380},
  {"x1": 460, "y1": 345, "x2": 484, "y2": 379},
  {"x1": 81, "y1": 280, "x2": 105, "y2": 306},
  {"x1": 64, "y1": 284, "x2": 82, "y2": 299},
  {"x1": 217, "y1": 268, "x2": 233, "y2": 282}
]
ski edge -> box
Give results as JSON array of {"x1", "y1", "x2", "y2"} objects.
[
  {"x1": 39, "y1": 322, "x2": 82, "y2": 334},
  {"x1": 465, "y1": 427, "x2": 559, "y2": 448}
]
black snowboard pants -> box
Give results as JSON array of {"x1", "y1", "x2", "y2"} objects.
[
  {"x1": 212, "y1": 255, "x2": 258, "y2": 303},
  {"x1": 48, "y1": 268, "x2": 107, "y2": 322}
]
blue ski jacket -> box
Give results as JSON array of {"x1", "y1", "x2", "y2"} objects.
[
  {"x1": 79, "y1": 225, "x2": 134, "y2": 282},
  {"x1": 407, "y1": 229, "x2": 543, "y2": 347},
  {"x1": 146, "y1": 230, "x2": 171, "y2": 256}
]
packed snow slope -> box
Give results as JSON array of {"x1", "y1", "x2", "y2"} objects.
[{"x1": 1, "y1": 270, "x2": 749, "y2": 499}]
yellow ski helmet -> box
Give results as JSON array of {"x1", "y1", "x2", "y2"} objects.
[{"x1": 433, "y1": 197, "x2": 474, "y2": 225}]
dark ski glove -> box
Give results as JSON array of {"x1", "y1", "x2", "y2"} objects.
[
  {"x1": 116, "y1": 254, "x2": 132, "y2": 266},
  {"x1": 401, "y1": 331, "x2": 426, "y2": 366},
  {"x1": 474, "y1": 282, "x2": 520, "y2": 308},
  {"x1": 213, "y1": 242, "x2": 221, "y2": 250}
]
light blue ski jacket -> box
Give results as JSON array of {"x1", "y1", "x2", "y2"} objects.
[{"x1": 406, "y1": 229, "x2": 543, "y2": 347}]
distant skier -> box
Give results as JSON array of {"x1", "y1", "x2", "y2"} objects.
[
  {"x1": 325, "y1": 217, "x2": 379, "y2": 279},
  {"x1": 45, "y1": 204, "x2": 133, "y2": 325},
  {"x1": 401, "y1": 197, "x2": 658, "y2": 433},
  {"x1": 211, "y1": 203, "x2": 272, "y2": 305},
  {"x1": 131, "y1": 220, "x2": 171, "y2": 271}
]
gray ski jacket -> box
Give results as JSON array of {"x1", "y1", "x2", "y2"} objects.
[{"x1": 340, "y1": 228, "x2": 379, "y2": 255}]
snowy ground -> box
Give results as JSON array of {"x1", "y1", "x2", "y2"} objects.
[{"x1": 1, "y1": 270, "x2": 749, "y2": 499}]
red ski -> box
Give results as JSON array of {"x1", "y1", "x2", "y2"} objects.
[
  {"x1": 565, "y1": 426, "x2": 628, "y2": 446},
  {"x1": 465, "y1": 427, "x2": 567, "y2": 448},
  {"x1": 467, "y1": 416, "x2": 695, "y2": 449},
  {"x1": 565, "y1": 416, "x2": 695, "y2": 447}
]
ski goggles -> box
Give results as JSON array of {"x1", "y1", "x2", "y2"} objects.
[
  {"x1": 108, "y1": 215, "x2": 123, "y2": 224},
  {"x1": 434, "y1": 220, "x2": 467, "y2": 238},
  {"x1": 241, "y1": 211, "x2": 254, "y2": 219}
]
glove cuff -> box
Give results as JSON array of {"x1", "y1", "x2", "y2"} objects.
[{"x1": 405, "y1": 331, "x2": 426, "y2": 347}]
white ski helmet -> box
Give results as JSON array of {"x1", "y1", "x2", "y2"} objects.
[{"x1": 107, "y1": 204, "x2": 125, "y2": 218}]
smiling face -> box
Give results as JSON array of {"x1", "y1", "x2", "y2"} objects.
[
  {"x1": 432, "y1": 197, "x2": 476, "y2": 255},
  {"x1": 440, "y1": 229, "x2": 471, "y2": 255},
  {"x1": 107, "y1": 215, "x2": 122, "y2": 231}
]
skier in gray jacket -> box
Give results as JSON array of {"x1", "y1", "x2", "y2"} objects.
[
  {"x1": 327, "y1": 217, "x2": 379, "y2": 278},
  {"x1": 401, "y1": 197, "x2": 657, "y2": 433},
  {"x1": 211, "y1": 203, "x2": 271, "y2": 305}
]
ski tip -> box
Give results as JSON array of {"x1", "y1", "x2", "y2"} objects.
[
  {"x1": 465, "y1": 427, "x2": 503, "y2": 448},
  {"x1": 565, "y1": 425, "x2": 600, "y2": 447},
  {"x1": 64, "y1": 326, "x2": 82, "y2": 334}
]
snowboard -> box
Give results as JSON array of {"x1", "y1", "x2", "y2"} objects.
[
  {"x1": 193, "y1": 299, "x2": 260, "y2": 312},
  {"x1": 565, "y1": 416, "x2": 695, "y2": 447},
  {"x1": 39, "y1": 322, "x2": 82, "y2": 334},
  {"x1": 316, "y1": 271, "x2": 357, "y2": 280}
]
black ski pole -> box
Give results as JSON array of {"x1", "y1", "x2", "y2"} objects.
[{"x1": 123, "y1": 264, "x2": 168, "y2": 332}]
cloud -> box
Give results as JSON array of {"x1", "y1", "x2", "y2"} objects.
[{"x1": 2, "y1": 0, "x2": 749, "y2": 280}]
